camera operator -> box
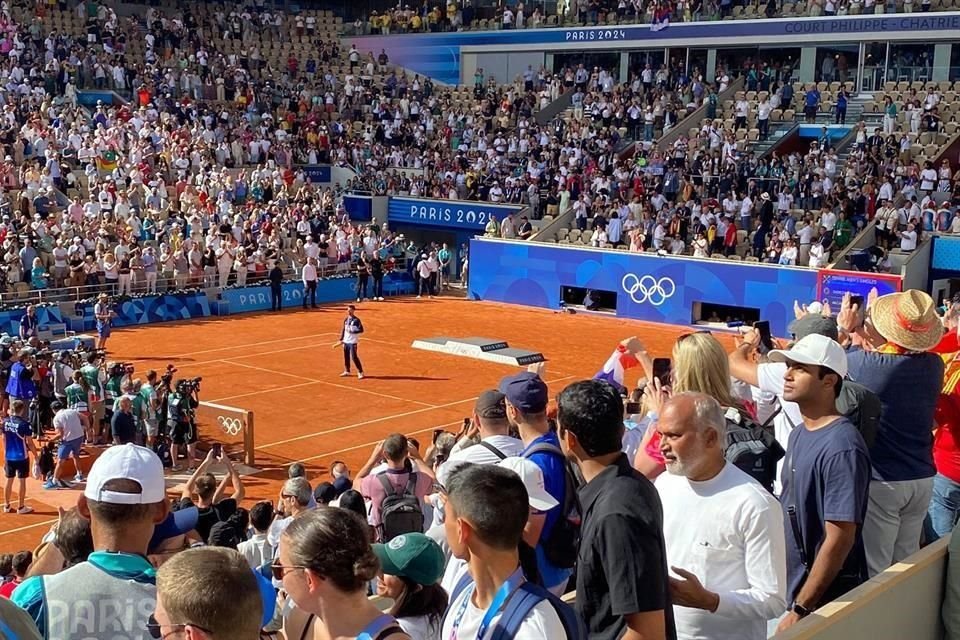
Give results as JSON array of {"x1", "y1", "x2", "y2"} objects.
[
  {"x1": 6, "y1": 349, "x2": 40, "y2": 437},
  {"x1": 79, "y1": 352, "x2": 107, "y2": 445},
  {"x1": 168, "y1": 377, "x2": 201, "y2": 471},
  {"x1": 140, "y1": 370, "x2": 161, "y2": 450},
  {"x1": 51, "y1": 351, "x2": 75, "y2": 408},
  {"x1": 64, "y1": 371, "x2": 96, "y2": 444}
]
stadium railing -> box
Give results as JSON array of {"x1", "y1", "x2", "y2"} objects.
[{"x1": 556, "y1": 535, "x2": 951, "y2": 640}]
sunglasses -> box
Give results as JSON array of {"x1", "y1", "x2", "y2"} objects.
[
  {"x1": 146, "y1": 613, "x2": 212, "y2": 639},
  {"x1": 271, "y1": 558, "x2": 308, "y2": 581}
]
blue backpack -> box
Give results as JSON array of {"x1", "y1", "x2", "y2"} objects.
[{"x1": 445, "y1": 572, "x2": 586, "y2": 640}]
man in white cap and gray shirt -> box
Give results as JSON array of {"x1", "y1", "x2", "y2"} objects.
[{"x1": 13, "y1": 444, "x2": 170, "y2": 638}]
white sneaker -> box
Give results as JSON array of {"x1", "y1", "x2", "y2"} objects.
[
  {"x1": 74, "y1": 473, "x2": 84, "y2": 483},
  {"x1": 358, "y1": 372, "x2": 364, "y2": 380},
  {"x1": 17, "y1": 505, "x2": 33, "y2": 514},
  {"x1": 356, "y1": 298, "x2": 361, "y2": 302},
  {"x1": 340, "y1": 371, "x2": 350, "y2": 377},
  {"x1": 377, "y1": 297, "x2": 384, "y2": 301},
  {"x1": 416, "y1": 295, "x2": 422, "y2": 299}
]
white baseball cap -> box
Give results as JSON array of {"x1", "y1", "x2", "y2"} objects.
[
  {"x1": 498, "y1": 457, "x2": 559, "y2": 512},
  {"x1": 84, "y1": 444, "x2": 166, "y2": 505},
  {"x1": 768, "y1": 333, "x2": 848, "y2": 379}
]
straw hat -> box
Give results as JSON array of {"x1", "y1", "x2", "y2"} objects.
[{"x1": 869, "y1": 290, "x2": 943, "y2": 352}]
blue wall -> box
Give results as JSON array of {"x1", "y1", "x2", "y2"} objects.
[{"x1": 468, "y1": 239, "x2": 819, "y2": 336}]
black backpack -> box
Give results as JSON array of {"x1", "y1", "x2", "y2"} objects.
[
  {"x1": 377, "y1": 473, "x2": 424, "y2": 542},
  {"x1": 723, "y1": 408, "x2": 785, "y2": 494},
  {"x1": 522, "y1": 443, "x2": 581, "y2": 570},
  {"x1": 836, "y1": 380, "x2": 881, "y2": 449}
]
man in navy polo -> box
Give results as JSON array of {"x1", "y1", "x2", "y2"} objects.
[{"x1": 499, "y1": 370, "x2": 572, "y2": 595}]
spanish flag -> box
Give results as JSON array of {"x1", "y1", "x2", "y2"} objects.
[{"x1": 96, "y1": 149, "x2": 118, "y2": 173}]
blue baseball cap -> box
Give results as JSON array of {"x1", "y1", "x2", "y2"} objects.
[{"x1": 498, "y1": 372, "x2": 548, "y2": 413}]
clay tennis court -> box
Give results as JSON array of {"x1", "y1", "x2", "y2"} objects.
[{"x1": 0, "y1": 296, "x2": 733, "y2": 551}]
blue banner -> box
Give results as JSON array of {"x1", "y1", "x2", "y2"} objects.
[
  {"x1": 344, "y1": 194, "x2": 373, "y2": 222},
  {"x1": 302, "y1": 165, "x2": 332, "y2": 183},
  {"x1": 0, "y1": 305, "x2": 66, "y2": 337},
  {"x1": 388, "y1": 197, "x2": 522, "y2": 232},
  {"x1": 76, "y1": 292, "x2": 211, "y2": 329},
  {"x1": 219, "y1": 274, "x2": 415, "y2": 313},
  {"x1": 468, "y1": 239, "x2": 819, "y2": 336},
  {"x1": 359, "y1": 13, "x2": 960, "y2": 84},
  {"x1": 76, "y1": 91, "x2": 117, "y2": 107}
]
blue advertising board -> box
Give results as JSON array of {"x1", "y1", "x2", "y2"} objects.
[
  {"x1": 388, "y1": 197, "x2": 522, "y2": 232},
  {"x1": 344, "y1": 194, "x2": 374, "y2": 222},
  {"x1": 302, "y1": 165, "x2": 332, "y2": 184},
  {"x1": 219, "y1": 274, "x2": 416, "y2": 314},
  {"x1": 816, "y1": 268, "x2": 902, "y2": 313},
  {"x1": 468, "y1": 239, "x2": 819, "y2": 336},
  {"x1": 359, "y1": 13, "x2": 960, "y2": 84},
  {"x1": 76, "y1": 292, "x2": 211, "y2": 329}
]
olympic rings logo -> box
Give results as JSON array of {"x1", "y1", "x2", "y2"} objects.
[
  {"x1": 218, "y1": 416, "x2": 243, "y2": 436},
  {"x1": 621, "y1": 274, "x2": 676, "y2": 306}
]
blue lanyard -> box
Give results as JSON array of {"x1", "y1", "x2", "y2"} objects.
[{"x1": 448, "y1": 568, "x2": 524, "y2": 640}]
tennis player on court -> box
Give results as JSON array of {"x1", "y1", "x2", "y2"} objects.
[{"x1": 334, "y1": 305, "x2": 365, "y2": 379}]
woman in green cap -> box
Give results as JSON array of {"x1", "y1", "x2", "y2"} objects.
[{"x1": 373, "y1": 532, "x2": 448, "y2": 640}]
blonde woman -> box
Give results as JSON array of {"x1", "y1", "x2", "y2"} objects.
[
  {"x1": 234, "y1": 248, "x2": 248, "y2": 287},
  {"x1": 632, "y1": 332, "x2": 746, "y2": 480}
]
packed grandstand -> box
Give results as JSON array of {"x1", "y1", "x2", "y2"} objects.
[{"x1": 0, "y1": 0, "x2": 959, "y2": 639}]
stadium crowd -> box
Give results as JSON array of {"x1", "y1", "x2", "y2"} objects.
[
  {"x1": 1, "y1": 0, "x2": 960, "y2": 638},
  {"x1": 354, "y1": 0, "x2": 947, "y2": 35},
  {"x1": 5, "y1": 289, "x2": 960, "y2": 640}
]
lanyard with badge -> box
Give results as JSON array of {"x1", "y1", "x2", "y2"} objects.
[{"x1": 448, "y1": 568, "x2": 524, "y2": 640}]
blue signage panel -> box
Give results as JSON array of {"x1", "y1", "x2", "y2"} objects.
[
  {"x1": 816, "y1": 269, "x2": 902, "y2": 314},
  {"x1": 932, "y1": 236, "x2": 960, "y2": 271},
  {"x1": 75, "y1": 292, "x2": 212, "y2": 328},
  {"x1": 468, "y1": 239, "x2": 819, "y2": 336},
  {"x1": 219, "y1": 274, "x2": 415, "y2": 313},
  {"x1": 388, "y1": 197, "x2": 522, "y2": 232},
  {"x1": 302, "y1": 165, "x2": 332, "y2": 183},
  {"x1": 344, "y1": 194, "x2": 373, "y2": 222},
  {"x1": 359, "y1": 13, "x2": 960, "y2": 84}
]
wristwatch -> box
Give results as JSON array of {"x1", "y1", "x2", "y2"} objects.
[{"x1": 792, "y1": 602, "x2": 813, "y2": 618}]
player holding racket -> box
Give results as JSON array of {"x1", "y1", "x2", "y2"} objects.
[{"x1": 333, "y1": 304, "x2": 365, "y2": 379}]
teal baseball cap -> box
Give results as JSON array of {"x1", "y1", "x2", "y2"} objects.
[{"x1": 372, "y1": 533, "x2": 445, "y2": 586}]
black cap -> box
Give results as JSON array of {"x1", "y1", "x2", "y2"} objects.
[{"x1": 475, "y1": 390, "x2": 507, "y2": 419}]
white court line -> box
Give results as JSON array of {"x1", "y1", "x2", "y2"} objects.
[
  {"x1": 223, "y1": 360, "x2": 436, "y2": 408},
  {"x1": 255, "y1": 375, "x2": 575, "y2": 450},
  {"x1": 128, "y1": 332, "x2": 337, "y2": 361},
  {"x1": 207, "y1": 380, "x2": 322, "y2": 403},
  {"x1": 0, "y1": 517, "x2": 57, "y2": 537},
  {"x1": 280, "y1": 420, "x2": 462, "y2": 466}
]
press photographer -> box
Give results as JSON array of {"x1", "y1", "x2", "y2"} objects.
[
  {"x1": 166, "y1": 375, "x2": 202, "y2": 472},
  {"x1": 79, "y1": 352, "x2": 107, "y2": 444}
]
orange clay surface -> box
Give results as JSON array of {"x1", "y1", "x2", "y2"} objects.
[{"x1": 0, "y1": 295, "x2": 736, "y2": 553}]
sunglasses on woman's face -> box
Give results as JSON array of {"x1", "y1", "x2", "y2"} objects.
[{"x1": 271, "y1": 558, "x2": 308, "y2": 581}]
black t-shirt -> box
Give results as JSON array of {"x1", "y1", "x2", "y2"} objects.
[
  {"x1": 177, "y1": 496, "x2": 238, "y2": 543},
  {"x1": 576, "y1": 455, "x2": 676, "y2": 640},
  {"x1": 781, "y1": 417, "x2": 871, "y2": 605},
  {"x1": 110, "y1": 411, "x2": 136, "y2": 444}
]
